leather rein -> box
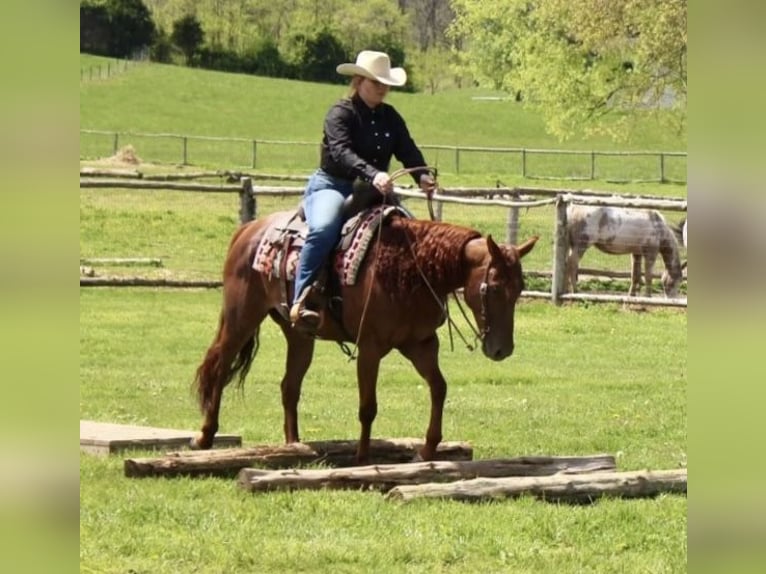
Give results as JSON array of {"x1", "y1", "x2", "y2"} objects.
[{"x1": 346, "y1": 165, "x2": 487, "y2": 359}]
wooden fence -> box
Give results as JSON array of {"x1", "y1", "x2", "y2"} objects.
[
  {"x1": 79, "y1": 169, "x2": 687, "y2": 308},
  {"x1": 79, "y1": 129, "x2": 687, "y2": 183}
]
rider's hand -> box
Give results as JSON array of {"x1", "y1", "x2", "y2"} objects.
[
  {"x1": 419, "y1": 173, "x2": 436, "y2": 194},
  {"x1": 372, "y1": 171, "x2": 393, "y2": 194}
]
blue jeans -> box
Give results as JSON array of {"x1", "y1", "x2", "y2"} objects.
[{"x1": 293, "y1": 169, "x2": 354, "y2": 305}]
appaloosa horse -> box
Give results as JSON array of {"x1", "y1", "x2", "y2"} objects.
[
  {"x1": 565, "y1": 204, "x2": 683, "y2": 297},
  {"x1": 192, "y1": 207, "x2": 537, "y2": 463}
]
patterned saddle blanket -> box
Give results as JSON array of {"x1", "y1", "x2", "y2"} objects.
[{"x1": 252, "y1": 204, "x2": 411, "y2": 290}]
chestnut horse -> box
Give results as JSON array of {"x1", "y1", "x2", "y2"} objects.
[{"x1": 192, "y1": 209, "x2": 537, "y2": 463}]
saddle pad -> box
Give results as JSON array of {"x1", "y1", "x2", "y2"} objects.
[
  {"x1": 253, "y1": 205, "x2": 409, "y2": 285},
  {"x1": 252, "y1": 211, "x2": 304, "y2": 279}
]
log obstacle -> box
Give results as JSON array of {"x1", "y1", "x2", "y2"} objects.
[
  {"x1": 237, "y1": 454, "x2": 617, "y2": 493},
  {"x1": 385, "y1": 468, "x2": 687, "y2": 504},
  {"x1": 124, "y1": 438, "x2": 473, "y2": 478}
]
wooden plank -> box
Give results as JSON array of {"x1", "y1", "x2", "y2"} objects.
[
  {"x1": 79, "y1": 277, "x2": 222, "y2": 288},
  {"x1": 386, "y1": 468, "x2": 687, "y2": 503},
  {"x1": 237, "y1": 454, "x2": 616, "y2": 493},
  {"x1": 124, "y1": 438, "x2": 473, "y2": 478},
  {"x1": 80, "y1": 420, "x2": 241, "y2": 456}
]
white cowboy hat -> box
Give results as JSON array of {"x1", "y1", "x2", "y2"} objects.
[{"x1": 336, "y1": 50, "x2": 407, "y2": 87}]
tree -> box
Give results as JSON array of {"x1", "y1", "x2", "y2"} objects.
[
  {"x1": 105, "y1": 0, "x2": 156, "y2": 58},
  {"x1": 450, "y1": 0, "x2": 687, "y2": 141},
  {"x1": 172, "y1": 14, "x2": 205, "y2": 64}
]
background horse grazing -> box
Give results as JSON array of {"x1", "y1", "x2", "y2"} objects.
[
  {"x1": 565, "y1": 205, "x2": 683, "y2": 298},
  {"x1": 193, "y1": 211, "x2": 538, "y2": 463}
]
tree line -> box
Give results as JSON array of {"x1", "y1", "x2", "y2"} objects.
[{"x1": 80, "y1": 0, "x2": 686, "y2": 142}]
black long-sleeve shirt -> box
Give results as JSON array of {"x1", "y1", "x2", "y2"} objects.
[{"x1": 319, "y1": 93, "x2": 428, "y2": 185}]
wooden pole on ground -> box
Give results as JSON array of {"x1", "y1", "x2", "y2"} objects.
[
  {"x1": 124, "y1": 438, "x2": 473, "y2": 478},
  {"x1": 237, "y1": 454, "x2": 616, "y2": 493},
  {"x1": 385, "y1": 468, "x2": 687, "y2": 503}
]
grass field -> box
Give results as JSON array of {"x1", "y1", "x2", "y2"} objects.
[
  {"x1": 80, "y1": 289, "x2": 686, "y2": 573},
  {"x1": 80, "y1": 54, "x2": 687, "y2": 190},
  {"x1": 80, "y1": 54, "x2": 686, "y2": 573}
]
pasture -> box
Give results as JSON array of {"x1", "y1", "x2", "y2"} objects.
[
  {"x1": 80, "y1": 287, "x2": 686, "y2": 573},
  {"x1": 80, "y1": 55, "x2": 687, "y2": 192},
  {"x1": 80, "y1": 54, "x2": 686, "y2": 573}
]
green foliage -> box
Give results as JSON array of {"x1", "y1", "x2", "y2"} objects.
[
  {"x1": 171, "y1": 14, "x2": 204, "y2": 64},
  {"x1": 291, "y1": 30, "x2": 348, "y2": 83},
  {"x1": 450, "y1": 0, "x2": 687, "y2": 142},
  {"x1": 150, "y1": 26, "x2": 174, "y2": 63},
  {"x1": 104, "y1": 0, "x2": 156, "y2": 57}
]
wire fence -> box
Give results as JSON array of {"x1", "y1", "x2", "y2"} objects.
[{"x1": 79, "y1": 129, "x2": 687, "y2": 184}]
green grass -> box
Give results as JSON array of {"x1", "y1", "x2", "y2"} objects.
[
  {"x1": 80, "y1": 289, "x2": 686, "y2": 573},
  {"x1": 79, "y1": 188, "x2": 686, "y2": 296},
  {"x1": 80, "y1": 56, "x2": 686, "y2": 573},
  {"x1": 80, "y1": 55, "x2": 686, "y2": 191}
]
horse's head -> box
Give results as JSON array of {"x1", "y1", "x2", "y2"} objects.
[
  {"x1": 463, "y1": 235, "x2": 538, "y2": 361},
  {"x1": 661, "y1": 268, "x2": 682, "y2": 298},
  {"x1": 661, "y1": 223, "x2": 684, "y2": 298}
]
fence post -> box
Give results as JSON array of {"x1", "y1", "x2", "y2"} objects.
[
  {"x1": 551, "y1": 195, "x2": 568, "y2": 305},
  {"x1": 455, "y1": 148, "x2": 460, "y2": 174},
  {"x1": 182, "y1": 136, "x2": 188, "y2": 165},
  {"x1": 659, "y1": 153, "x2": 666, "y2": 183},
  {"x1": 521, "y1": 148, "x2": 527, "y2": 178},
  {"x1": 239, "y1": 177, "x2": 256, "y2": 223},
  {"x1": 505, "y1": 193, "x2": 519, "y2": 245},
  {"x1": 252, "y1": 140, "x2": 257, "y2": 169},
  {"x1": 590, "y1": 151, "x2": 596, "y2": 180}
]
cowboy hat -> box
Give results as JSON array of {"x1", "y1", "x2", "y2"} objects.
[{"x1": 336, "y1": 50, "x2": 407, "y2": 86}]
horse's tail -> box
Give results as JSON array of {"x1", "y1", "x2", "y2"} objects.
[{"x1": 193, "y1": 312, "x2": 259, "y2": 414}]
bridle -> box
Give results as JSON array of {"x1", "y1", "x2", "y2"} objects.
[{"x1": 448, "y1": 256, "x2": 494, "y2": 351}]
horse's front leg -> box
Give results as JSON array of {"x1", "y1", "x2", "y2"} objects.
[
  {"x1": 564, "y1": 250, "x2": 579, "y2": 293},
  {"x1": 355, "y1": 346, "x2": 384, "y2": 465},
  {"x1": 399, "y1": 334, "x2": 445, "y2": 462},
  {"x1": 277, "y1": 321, "x2": 316, "y2": 443},
  {"x1": 643, "y1": 251, "x2": 658, "y2": 297}
]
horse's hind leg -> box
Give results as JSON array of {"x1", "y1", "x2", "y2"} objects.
[
  {"x1": 629, "y1": 254, "x2": 642, "y2": 296},
  {"x1": 192, "y1": 290, "x2": 268, "y2": 450},
  {"x1": 276, "y1": 319, "x2": 316, "y2": 443},
  {"x1": 398, "y1": 334, "x2": 445, "y2": 462}
]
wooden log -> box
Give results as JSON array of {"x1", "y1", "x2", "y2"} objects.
[
  {"x1": 80, "y1": 166, "x2": 142, "y2": 178},
  {"x1": 385, "y1": 468, "x2": 687, "y2": 503},
  {"x1": 237, "y1": 454, "x2": 616, "y2": 493},
  {"x1": 124, "y1": 438, "x2": 473, "y2": 478},
  {"x1": 80, "y1": 277, "x2": 222, "y2": 288},
  {"x1": 80, "y1": 257, "x2": 163, "y2": 267},
  {"x1": 79, "y1": 178, "x2": 240, "y2": 192}
]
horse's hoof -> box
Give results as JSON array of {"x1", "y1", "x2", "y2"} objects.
[
  {"x1": 190, "y1": 434, "x2": 212, "y2": 450},
  {"x1": 411, "y1": 452, "x2": 425, "y2": 463}
]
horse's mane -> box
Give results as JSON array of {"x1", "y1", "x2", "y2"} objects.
[{"x1": 374, "y1": 218, "x2": 482, "y2": 298}]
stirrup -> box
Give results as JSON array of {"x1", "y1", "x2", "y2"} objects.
[{"x1": 290, "y1": 303, "x2": 320, "y2": 333}]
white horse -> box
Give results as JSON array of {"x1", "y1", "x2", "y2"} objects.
[{"x1": 565, "y1": 205, "x2": 684, "y2": 298}]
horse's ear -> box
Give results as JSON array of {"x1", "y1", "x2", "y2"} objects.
[
  {"x1": 517, "y1": 235, "x2": 539, "y2": 258},
  {"x1": 486, "y1": 234, "x2": 503, "y2": 260}
]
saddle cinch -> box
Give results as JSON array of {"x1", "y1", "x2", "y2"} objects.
[{"x1": 251, "y1": 181, "x2": 413, "y2": 323}]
